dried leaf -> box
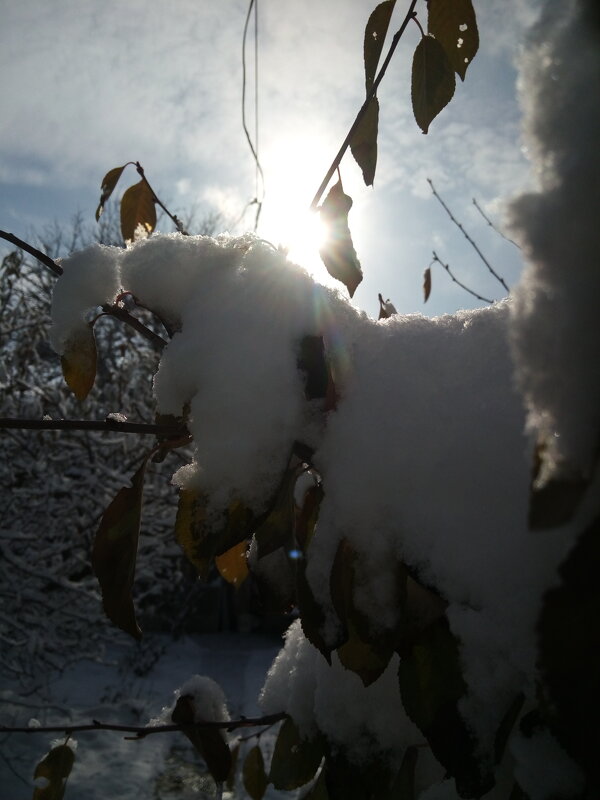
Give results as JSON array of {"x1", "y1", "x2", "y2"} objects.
[
  {"x1": 319, "y1": 181, "x2": 363, "y2": 297},
  {"x1": 269, "y1": 718, "x2": 325, "y2": 791},
  {"x1": 364, "y1": 1, "x2": 397, "y2": 90},
  {"x1": 92, "y1": 459, "x2": 148, "y2": 640},
  {"x1": 120, "y1": 179, "x2": 156, "y2": 243},
  {"x1": 60, "y1": 324, "x2": 97, "y2": 401},
  {"x1": 172, "y1": 694, "x2": 232, "y2": 784},
  {"x1": 33, "y1": 744, "x2": 75, "y2": 800},
  {"x1": 423, "y1": 266, "x2": 432, "y2": 302},
  {"x1": 175, "y1": 489, "x2": 211, "y2": 580},
  {"x1": 215, "y1": 540, "x2": 249, "y2": 587},
  {"x1": 243, "y1": 745, "x2": 268, "y2": 800},
  {"x1": 411, "y1": 36, "x2": 456, "y2": 134},
  {"x1": 428, "y1": 0, "x2": 479, "y2": 81},
  {"x1": 378, "y1": 293, "x2": 397, "y2": 320},
  {"x1": 95, "y1": 164, "x2": 126, "y2": 221},
  {"x1": 350, "y1": 96, "x2": 379, "y2": 187}
]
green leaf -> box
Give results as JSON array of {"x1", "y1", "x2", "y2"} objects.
[
  {"x1": 411, "y1": 36, "x2": 456, "y2": 134},
  {"x1": 428, "y1": 0, "x2": 479, "y2": 81},
  {"x1": 269, "y1": 718, "x2": 325, "y2": 791},
  {"x1": 92, "y1": 459, "x2": 148, "y2": 640},
  {"x1": 243, "y1": 745, "x2": 268, "y2": 800},
  {"x1": 95, "y1": 164, "x2": 127, "y2": 221},
  {"x1": 398, "y1": 617, "x2": 494, "y2": 797},
  {"x1": 120, "y1": 179, "x2": 156, "y2": 243},
  {"x1": 60, "y1": 323, "x2": 97, "y2": 401},
  {"x1": 319, "y1": 181, "x2": 363, "y2": 297},
  {"x1": 537, "y1": 514, "x2": 600, "y2": 788},
  {"x1": 423, "y1": 266, "x2": 432, "y2": 303},
  {"x1": 33, "y1": 743, "x2": 75, "y2": 800},
  {"x1": 171, "y1": 694, "x2": 232, "y2": 784},
  {"x1": 350, "y1": 96, "x2": 379, "y2": 187},
  {"x1": 364, "y1": 1, "x2": 397, "y2": 91}
]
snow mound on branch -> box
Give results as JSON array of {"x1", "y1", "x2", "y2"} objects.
[
  {"x1": 149, "y1": 674, "x2": 229, "y2": 726},
  {"x1": 50, "y1": 243, "x2": 121, "y2": 354},
  {"x1": 508, "y1": 0, "x2": 600, "y2": 481}
]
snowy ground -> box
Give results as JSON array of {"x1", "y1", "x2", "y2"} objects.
[{"x1": 0, "y1": 632, "x2": 284, "y2": 799}]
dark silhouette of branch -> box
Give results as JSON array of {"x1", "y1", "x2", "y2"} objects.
[
  {"x1": 134, "y1": 162, "x2": 188, "y2": 236},
  {"x1": 310, "y1": 0, "x2": 419, "y2": 210},
  {"x1": 0, "y1": 418, "x2": 188, "y2": 437},
  {"x1": 472, "y1": 198, "x2": 521, "y2": 249},
  {"x1": 431, "y1": 252, "x2": 494, "y2": 305},
  {"x1": 0, "y1": 231, "x2": 63, "y2": 276},
  {"x1": 427, "y1": 180, "x2": 510, "y2": 294},
  {"x1": 0, "y1": 712, "x2": 287, "y2": 738}
]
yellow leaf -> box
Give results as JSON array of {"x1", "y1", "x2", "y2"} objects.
[
  {"x1": 33, "y1": 743, "x2": 75, "y2": 800},
  {"x1": 423, "y1": 266, "x2": 432, "y2": 302},
  {"x1": 120, "y1": 180, "x2": 156, "y2": 244},
  {"x1": 215, "y1": 540, "x2": 249, "y2": 587},
  {"x1": 60, "y1": 324, "x2": 97, "y2": 401},
  {"x1": 175, "y1": 489, "x2": 211, "y2": 580}
]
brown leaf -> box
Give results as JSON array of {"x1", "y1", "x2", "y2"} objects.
[
  {"x1": 243, "y1": 745, "x2": 268, "y2": 800},
  {"x1": 428, "y1": 0, "x2": 479, "y2": 81},
  {"x1": 95, "y1": 164, "x2": 127, "y2": 222},
  {"x1": 33, "y1": 744, "x2": 75, "y2": 800},
  {"x1": 92, "y1": 459, "x2": 149, "y2": 640},
  {"x1": 215, "y1": 540, "x2": 249, "y2": 587},
  {"x1": 172, "y1": 695, "x2": 232, "y2": 784},
  {"x1": 423, "y1": 266, "x2": 432, "y2": 302},
  {"x1": 350, "y1": 96, "x2": 379, "y2": 187},
  {"x1": 60, "y1": 324, "x2": 97, "y2": 401},
  {"x1": 411, "y1": 36, "x2": 456, "y2": 134},
  {"x1": 120, "y1": 179, "x2": 156, "y2": 243},
  {"x1": 364, "y1": 1, "x2": 397, "y2": 90},
  {"x1": 319, "y1": 181, "x2": 363, "y2": 297}
]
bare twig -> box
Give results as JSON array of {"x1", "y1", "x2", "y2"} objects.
[
  {"x1": 0, "y1": 418, "x2": 188, "y2": 437},
  {"x1": 0, "y1": 712, "x2": 287, "y2": 738},
  {"x1": 0, "y1": 231, "x2": 62, "y2": 276},
  {"x1": 427, "y1": 180, "x2": 510, "y2": 293},
  {"x1": 310, "y1": 0, "x2": 419, "y2": 210},
  {"x1": 430, "y1": 252, "x2": 494, "y2": 305},
  {"x1": 472, "y1": 198, "x2": 520, "y2": 249},
  {"x1": 134, "y1": 162, "x2": 188, "y2": 236}
]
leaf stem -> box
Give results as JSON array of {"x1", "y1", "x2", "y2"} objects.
[
  {"x1": 135, "y1": 162, "x2": 188, "y2": 236},
  {"x1": 310, "y1": 0, "x2": 419, "y2": 210}
]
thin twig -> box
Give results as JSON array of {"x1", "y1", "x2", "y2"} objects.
[
  {"x1": 0, "y1": 231, "x2": 62, "y2": 276},
  {"x1": 472, "y1": 198, "x2": 520, "y2": 249},
  {"x1": 134, "y1": 162, "x2": 188, "y2": 236},
  {"x1": 0, "y1": 418, "x2": 188, "y2": 437},
  {"x1": 0, "y1": 712, "x2": 287, "y2": 738},
  {"x1": 431, "y1": 252, "x2": 494, "y2": 305},
  {"x1": 310, "y1": 0, "x2": 419, "y2": 210},
  {"x1": 427, "y1": 180, "x2": 510, "y2": 293}
]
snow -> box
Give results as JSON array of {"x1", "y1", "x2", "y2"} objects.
[{"x1": 508, "y1": 0, "x2": 600, "y2": 483}]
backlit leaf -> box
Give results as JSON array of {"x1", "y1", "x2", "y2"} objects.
[
  {"x1": 423, "y1": 266, "x2": 432, "y2": 302},
  {"x1": 319, "y1": 181, "x2": 363, "y2": 297},
  {"x1": 411, "y1": 36, "x2": 456, "y2": 134},
  {"x1": 171, "y1": 694, "x2": 232, "y2": 784},
  {"x1": 336, "y1": 617, "x2": 392, "y2": 687},
  {"x1": 270, "y1": 718, "x2": 325, "y2": 791},
  {"x1": 364, "y1": 1, "x2": 397, "y2": 90},
  {"x1": 254, "y1": 465, "x2": 300, "y2": 560},
  {"x1": 215, "y1": 540, "x2": 249, "y2": 587},
  {"x1": 398, "y1": 617, "x2": 493, "y2": 796},
  {"x1": 243, "y1": 745, "x2": 268, "y2": 800},
  {"x1": 537, "y1": 515, "x2": 600, "y2": 788},
  {"x1": 120, "y1": 179, "x2": 156, "y2": 244},
  {"x1": 95, "y1": 164, "x2": 127, "y2": 221},
  {"x1": 428, "y1": 0, "x2": 478, "y2": 81},
  {"x1": 92, "y1": 459, "x2": 148, "y2": 640},
  {"x1": 350, "y1": 96, "x2": 379, "y2": 187},
  {"x1": 33, "y1": 744, "x2": 75, "y2": 800},
  {"x1": 297, "y1": 336, "x2": 330, "y2": 401},
  {"x1": 60, "y1": 324, "x2": 97, "y2": 401}
]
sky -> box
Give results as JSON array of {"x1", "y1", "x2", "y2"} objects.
[{"x1": 0, "y1": 0, "x2": 542, "y2": 319}]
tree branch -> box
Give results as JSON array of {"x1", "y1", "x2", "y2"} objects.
[
  {"x1": 428, "y1": 180, "x2": 510, "y2": 293},
  {"x1": 0, "y1": 230, "x2": 62, "y2": 276},
  {"x1": 0, "y1": 712, "x2": 287, "y2": 738},
  {"x1": 431, "y1": 252, "x2": 494, "y2": 305},
  {"x1": 135, "y1": 162, "x2": 188, "y2": 236},
  {"x1": 0, "y1": 417, "x2": 188, "y2": 437}
]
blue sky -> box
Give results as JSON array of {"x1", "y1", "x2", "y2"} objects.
[{"x1": 0, "y1": 0, "x2": 541, "y2": 318}]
